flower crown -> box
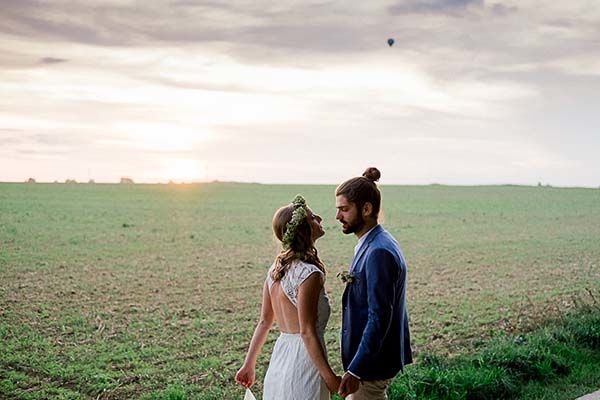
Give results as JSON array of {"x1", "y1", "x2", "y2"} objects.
[{"x1": 281, "y1": 195, "x2": 308, "y2": 249}]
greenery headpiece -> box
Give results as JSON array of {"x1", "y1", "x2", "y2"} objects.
[{"x1": 282, "y1": 195, "x2": 308, "y2": 249}]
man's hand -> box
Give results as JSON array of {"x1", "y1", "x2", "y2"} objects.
[{"x1": 338, "y1": 372, "x2": 361, "y2": 397}]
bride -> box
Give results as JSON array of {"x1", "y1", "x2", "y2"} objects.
[{"x1": 235, "y1": 195, "x2": 341, "y2": 399}]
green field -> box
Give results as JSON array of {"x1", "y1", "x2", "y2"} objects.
[{"x1": 1, "y1": 182, "x2": 599, "y2": 399}]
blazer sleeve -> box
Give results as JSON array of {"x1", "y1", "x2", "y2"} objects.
[{"x1": 347, "y1": 248, "x2": 399, "y2": 377}]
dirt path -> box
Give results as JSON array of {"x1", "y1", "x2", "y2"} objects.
[{"x1": 577, "y1": 390, "x2": 600, "y2": 400}]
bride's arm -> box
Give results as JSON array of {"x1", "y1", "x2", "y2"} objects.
[
  {"x1": 298, "y1": 273, "x2": 341, "y2": 392},
  {"x1": 235, "y1": 281, "x2": 274, "y2": 388}
]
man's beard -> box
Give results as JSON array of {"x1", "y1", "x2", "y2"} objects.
[{"x1": 342, "y1": 214, "x2": 365, "y2": 234}]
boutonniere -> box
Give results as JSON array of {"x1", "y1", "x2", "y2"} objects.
[{"x1": 337, "y1": 271, "x2": 355, "y2": 284}]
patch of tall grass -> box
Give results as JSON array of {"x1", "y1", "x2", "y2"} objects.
[{"x1": 390, "y1": 305, "x2": 600, "y2": 400}]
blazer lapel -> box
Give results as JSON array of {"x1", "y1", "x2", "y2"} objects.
[{"x1": 349, "y1": 225, "x2": 383, "y2": 273}]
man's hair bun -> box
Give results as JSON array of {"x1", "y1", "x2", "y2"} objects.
[{"x1": 362, "y1": 167, "x2": 381, "y2": 183}]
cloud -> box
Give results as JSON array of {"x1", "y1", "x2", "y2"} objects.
[
  {"x1": 2, "y1": 9, "x2": 114, "y2": 46},
  {"x1": 0, "y1": 129, "x2": 25, "y2": 146},
  {"x1": 0, "y1": 131, "x2": 78, "y2": 157},
  {"x1": 0, "y1": 1, "x2": 273, "y2": 47},
  {"x1": 39, "y1": 57, "x2": 68, "y2": 64},
  {"x1": 388, "y1": 0, "x2": 483, "y2": 15},
  {"x1": 489, "y1": 3, "x2": 518, "y2": 16},
  {"x1": 0, "y1": 0, "x2": 595, "y2": 73}
]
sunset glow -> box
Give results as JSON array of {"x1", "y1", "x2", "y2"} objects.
[{"x1": 157, "y1": 159, "x2": 207, "y2": 184}]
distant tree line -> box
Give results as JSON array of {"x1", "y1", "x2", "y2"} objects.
[{"x1": 25, "y1": 177, "x2": 135, "y2": 184}]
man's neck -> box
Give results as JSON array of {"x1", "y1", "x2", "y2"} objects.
[{"x1": 355, "y1": 220, "x2": 378, "y2": 240}]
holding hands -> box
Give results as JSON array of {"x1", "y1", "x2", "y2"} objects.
[
  {"x1": 325, "y1": 373, "x2": 343, "y2": 395},
  {"x1": 338, "y1": 372, "x2": 361, "y2": 397}
]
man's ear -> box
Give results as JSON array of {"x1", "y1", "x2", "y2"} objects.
[{"x1": 362, "y1": 202, "x2": 373, "y2": 218}]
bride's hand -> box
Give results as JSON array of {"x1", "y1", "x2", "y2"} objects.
[
  {"x1": 235, "y1": 364, "x2": 255, "y2": 388},
  {"x1": 325, "y1": 373, "x2": 342, "y2": 394}
]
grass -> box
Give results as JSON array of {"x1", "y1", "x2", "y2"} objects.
[
  {"x1": 389, "y1": 305, "x2": 600, "y2": 399},
  {"x1": 1, "y1": 182, "x2": 600, "y2": 399}
]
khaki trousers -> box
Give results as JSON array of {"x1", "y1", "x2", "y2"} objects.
[{"x1": 347, "y1": 379, "x2": 392, "y2": 400}]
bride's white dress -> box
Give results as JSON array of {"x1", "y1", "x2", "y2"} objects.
[{"x1": 263, "y1": 260, "x2": 331, "y2": 400}]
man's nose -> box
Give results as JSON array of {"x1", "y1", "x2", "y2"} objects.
[{"x1": 335, "y1": 210, "x2": 342, "y2": 220}]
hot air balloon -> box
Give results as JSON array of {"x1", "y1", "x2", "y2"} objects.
[{"x1": 387, "y1": 38, "x2": 394, "y2": 47}]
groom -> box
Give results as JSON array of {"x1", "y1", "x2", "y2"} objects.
[{"x1": 336, "y1": 168, "x2": 412, "y2": 399}]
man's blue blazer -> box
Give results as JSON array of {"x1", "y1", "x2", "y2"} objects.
[{"x1": 341, "y1": 224, "x2": 413, "y2": 381}]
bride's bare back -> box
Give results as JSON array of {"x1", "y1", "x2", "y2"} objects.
[{"x1": 269, "y1": 281, "x2": 301, "y2": 333}]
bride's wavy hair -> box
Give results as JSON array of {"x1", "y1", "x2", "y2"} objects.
[{"x1": 271, "y1": 203, "x2": 325, "y2": 281}]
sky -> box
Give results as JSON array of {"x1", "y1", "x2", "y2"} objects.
[{"x1": 1, "y1": 0, "x2": 599, "y2": 186}]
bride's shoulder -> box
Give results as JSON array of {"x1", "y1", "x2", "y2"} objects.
[{"x1": 292, "y1": 260, "x2": 324, "y2": 280}]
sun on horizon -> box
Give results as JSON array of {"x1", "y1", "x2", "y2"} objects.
[{"x1": 154, "y1": 158, "x2": 207, "y2": 184}]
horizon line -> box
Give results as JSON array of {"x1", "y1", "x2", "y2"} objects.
[{"x1": 1, "y1": 180, "x2": 598, "y2": 190}]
